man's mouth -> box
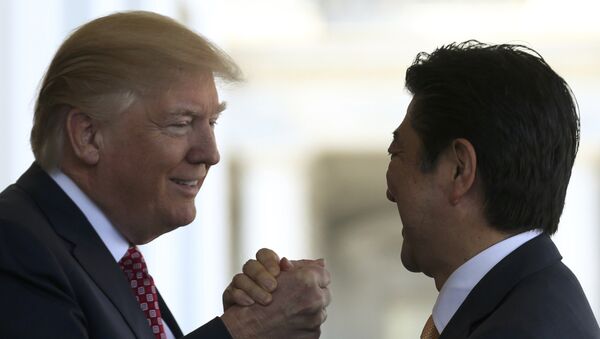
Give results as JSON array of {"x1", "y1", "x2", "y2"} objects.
[{"x1": 171, "y1": 179, "x2": 199, "y2": 187}]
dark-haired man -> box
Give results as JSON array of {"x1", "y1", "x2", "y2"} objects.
[
  {"x1": 389, "y1": 41, "x2": 598, "y2": 338},
  {"x1": 237, "y1": 41, "x2": 599, "y2": 338}
]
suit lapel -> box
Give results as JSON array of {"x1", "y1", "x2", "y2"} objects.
[
  {"x1": 440, "y1": 235, "x2": 562, "y2": 338},
  {"x1": 17, "y1": 164, "x2": 154, "y2": 339},
  {"x1": 158, "y1": 291, "x2": 184, "y2": 337}
]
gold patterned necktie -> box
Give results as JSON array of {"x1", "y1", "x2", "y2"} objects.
[{"x1": 420, "y1": 315, "x2": 440, "y2": 339}]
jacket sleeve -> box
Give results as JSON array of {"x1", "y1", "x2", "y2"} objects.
[{"x1": 184, "y1": 317, "x2": 233, "y2": 339}]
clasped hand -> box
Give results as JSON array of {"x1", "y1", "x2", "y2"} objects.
[{"x1": 221, "y1": 249, "x2": 331, "y2": 339}]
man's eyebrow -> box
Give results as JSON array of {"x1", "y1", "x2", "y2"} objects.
[
  {"x1": 168, "y1": 101, "x2": 227, "y2": 117},
  {"x1": 216, "y1": 101, "x2": 227, "y2": 114}
]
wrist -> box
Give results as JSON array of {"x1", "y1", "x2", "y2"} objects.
[{"x1": 221, "y1": 306, "x2": 264, "y2": 339}]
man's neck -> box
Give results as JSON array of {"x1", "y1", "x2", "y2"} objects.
[
  {"x1": 48, "y1": 167, "x2": 130, "y2": 261},
  {"x1": 433, "y1": 227, "x2": 514, "y2": 290},
  {"x1": 432, "y1": 229, "x2": 543, "y2": 332}
]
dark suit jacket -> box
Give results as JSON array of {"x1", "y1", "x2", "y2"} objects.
[
  {"x1": 441, "y1": 234, "x2": 600, "y2": 338},
  {"x1": 0, "y1": 163, "x2": 232, "y2": 339}
]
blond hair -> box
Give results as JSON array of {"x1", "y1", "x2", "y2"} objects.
[{"x1": 31, "y1": 11, "x2": 241, "y2": 169}]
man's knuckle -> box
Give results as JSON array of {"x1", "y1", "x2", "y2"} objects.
[
  {"x1": 242, "y1": 259, "x2": 257, "y2": 273},
  {"x1": 231, "y1": 288, "x2": 245, "y2": 299},
  {"x1": 232, "y1": 273, "x2": 246, "y2": 285},
  {"x1": 256, "y1": 248, "x2": 270, "y2": 257}
]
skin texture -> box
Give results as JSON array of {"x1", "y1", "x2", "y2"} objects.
[
  {"x1": 386, "y1": 99, "x2": 463, "y2": 288},
  {"x1": 63, "y1": 72, "x2": 223, "y2": 245},
  {"x1": 222, "y1": 249, "x2": 332, "y2": 338},
  {"x1": 386, "y1": 103, "x2": 444, "y2": 276},
  {"x1": 221, "y1": 259, "x2": 331, "y2": 339},
  {"x1": 385, "y1": 98, "x2": 509, "y2": 290},
  {"x1": 223, "y1": 248, "x2": 286, "y2": 309}
]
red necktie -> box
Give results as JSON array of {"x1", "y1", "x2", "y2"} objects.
[{"x1": 119, "y1": 246, "x2": 167, "y2": 339}]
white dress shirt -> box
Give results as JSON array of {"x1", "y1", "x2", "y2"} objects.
[
  {"x1": 432, "y1": 229, "x2": 543, "y2": 333},
  {"x1": 49, "y1": 169, "x2": 176, "y2": 339}
]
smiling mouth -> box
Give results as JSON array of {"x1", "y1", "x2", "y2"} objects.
[{"x1": 171, "y1": 179, "x2": 199, "y2": 187}]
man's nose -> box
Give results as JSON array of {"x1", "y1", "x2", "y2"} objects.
[{"x1": 186, "y1": 125, "x2": 220, "y2": 166}]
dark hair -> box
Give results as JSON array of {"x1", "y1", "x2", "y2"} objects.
[{"x1": 405, "y1": 40, "x2": 579, "y2": 235}]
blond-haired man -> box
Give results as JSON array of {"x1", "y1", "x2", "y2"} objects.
[{"x1": 0, "y1": 11, "x2": 329, "y2": 339}]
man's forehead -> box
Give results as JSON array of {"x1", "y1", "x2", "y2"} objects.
[{"x1": 145, "y1": 75, "x2": 223, "y2": 116}]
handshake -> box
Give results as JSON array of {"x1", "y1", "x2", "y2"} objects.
[{"x1": 220, "y1": 249, "x2": 332, "y2": 339}]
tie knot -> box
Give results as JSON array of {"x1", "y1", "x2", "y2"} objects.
[{"x1": 119, "y1": 246, "x2": 148, "y2": 280}]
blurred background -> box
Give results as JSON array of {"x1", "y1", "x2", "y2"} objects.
[{"x1": 1, "y1": 0, "x2": 599, "y2": 338}]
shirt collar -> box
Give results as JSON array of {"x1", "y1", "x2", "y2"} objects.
[
  {"x1": 48, "y1": 168, "x2": 130, "y2": 261},
  {"x1": 432, "y1": 229, "x2": 543, "y2": 333}
]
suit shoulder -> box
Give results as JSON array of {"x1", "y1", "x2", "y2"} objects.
[
  {"x1": 0, "y1": 183, "x2": 47, "y2": 227},
  {"x1": 0, "y1": 182, "x2": 73, "y2": 280},
  {"x1": 474, "y1": 261, "x2": 600, "y2": 338}
]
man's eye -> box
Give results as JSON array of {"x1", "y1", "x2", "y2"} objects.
[
  {"x1": 165, "y1": 121, "x2": 192, "y2": 135},
  {"x1": 209, "y1": 119, "x2": 218, "y2": 127},
  {"x1": 173, "y1": 121, "x2": 191, "y2": 128}
]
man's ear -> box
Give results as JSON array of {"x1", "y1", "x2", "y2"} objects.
[
  {"x1": 65, "y1": 108, "x2": 102, "y2": 165},
  {"x1": 449, "y1": 138, "x2": 477, "y2": 205}
]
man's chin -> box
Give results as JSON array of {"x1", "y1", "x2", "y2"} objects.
[
  {"x1": 401, "y1": 259, "x2": 421, "y2": 273},
  {"x1": 169, "y1": 205, "x2": 197, "y2": 226},
  {"x1": 133, "y1": 223, "x2": 184, "y2": 245},
  {"x1": 400, "y1": 248, "x2": 421, "y2": 273},
  {"x1": 132, "y1": 211, "x2": 196, "y2": 245}
]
